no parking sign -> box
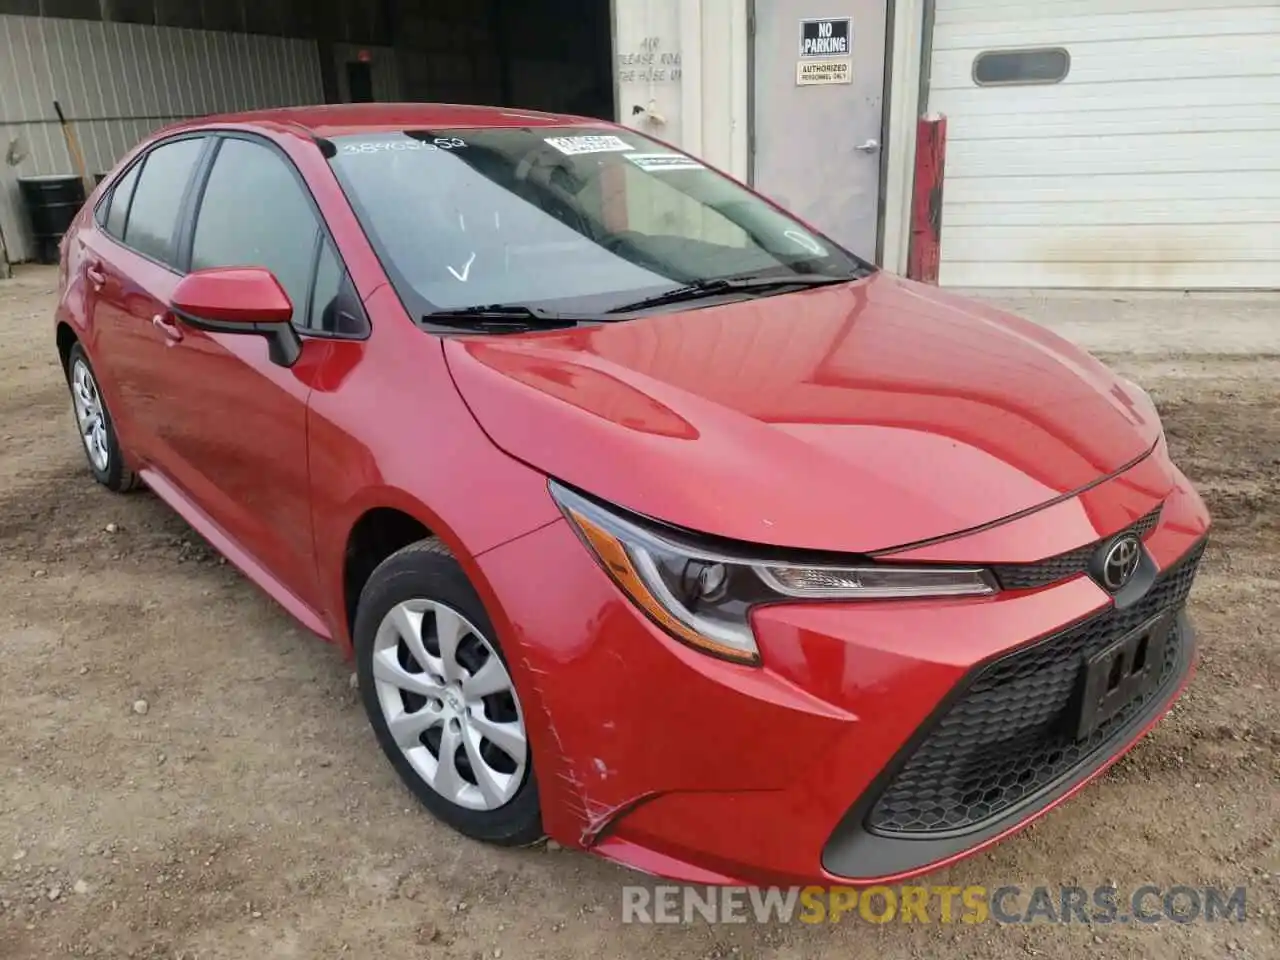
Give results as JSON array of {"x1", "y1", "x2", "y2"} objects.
[
  {"x1": 798, "y1": 18, "x2": 851, "y2": 57},
  {"x1": 796, "y1": 17, "x2": 853, "y2": 85}
]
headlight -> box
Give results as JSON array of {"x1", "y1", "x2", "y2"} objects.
[{"x1": 550, "y1": 481, "x2": 997, "y2": 665}]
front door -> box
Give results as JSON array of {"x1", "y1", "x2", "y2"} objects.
[
  {"x1": 751, "y1": 0, "x2": 887, "y2": 261},
  {"x1": 157, "y1": 134, "x2": 327, "y2": 612}
]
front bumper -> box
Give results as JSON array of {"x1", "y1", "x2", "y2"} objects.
[
  {"x1": 473, "y1": 464, "x2": 1210, "y2": 887},
  {"x1": 823, "y1": 604, "x2": 1197, "y2": 879}
]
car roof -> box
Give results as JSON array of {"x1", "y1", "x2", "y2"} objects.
[{"x1": 168, "y1": 102, "x2": 606, "y2": 139}]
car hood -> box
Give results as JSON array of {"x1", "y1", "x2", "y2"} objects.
[{"x1": 443, "y1": 272, "x2": 1162, "y2": 554}]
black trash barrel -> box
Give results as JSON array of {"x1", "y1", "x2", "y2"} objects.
[{"x1": 18, "y1": 175, "x2": 86, "y2": 265}]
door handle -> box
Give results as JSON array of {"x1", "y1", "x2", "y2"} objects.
[
  {"x1": 152, "y1": 312, "x2": 183, "y2": 343},
  {"x1": 855, "y1": 138, "x2": 880, "y2": 154},
  {"x1": 86, "y1": 263, "x2": 106, "y2": 287}
]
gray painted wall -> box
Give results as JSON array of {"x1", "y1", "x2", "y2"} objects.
[{"x1": 0, "y1": 13, "x2": 323, "y2": 262}]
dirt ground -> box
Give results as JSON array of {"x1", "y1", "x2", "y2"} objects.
[{"x1": 1, "y1": 265, "x2": 1276, "y2": 960}]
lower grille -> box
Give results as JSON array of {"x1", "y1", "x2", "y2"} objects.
[{"x1": 866, "y1": 541, "x2": 1204, "y2": 836}]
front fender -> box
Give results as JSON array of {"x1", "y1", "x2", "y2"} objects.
[{"x1": 304, "y1": 333, "x2": 561, "y2": 651}]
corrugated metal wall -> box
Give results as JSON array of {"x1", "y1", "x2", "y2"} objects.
[{"x1": 0, "y1": 13, "x2": 324, "y2": 262}]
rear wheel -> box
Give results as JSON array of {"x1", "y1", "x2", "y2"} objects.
[
  {"x1": 65, "y1": 343, "x2": 139, "y2": 493},
  {"x1": 354, "y1": 538, "x2": 543, "y2": 845}
]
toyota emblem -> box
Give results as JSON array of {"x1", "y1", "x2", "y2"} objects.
[{"x1": 1100, "y1": 535, "x2": 1142, "y2": 591}]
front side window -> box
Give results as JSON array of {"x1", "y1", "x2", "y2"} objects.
[
  {"x1": 309, "y1": 237, "x2": 367, "y2": 336},
  {"x1": 123, "y1": 137, "x2": 205, "y2": 265},
  {"x1": 191, "y1": 137, "x2": 321, "y2": 318},
  {"x1": 328, "y1": 126, "x2": 872, "y2": 319}
]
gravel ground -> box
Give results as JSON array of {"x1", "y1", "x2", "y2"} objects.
[{"x1": 1, "y1": 266, "x2": 1277, "y2": 959}]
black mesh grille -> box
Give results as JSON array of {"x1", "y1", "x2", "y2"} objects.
[
  {"x1": 866, "y1": 540, "x2": 1203, "y2": 837},
  {"x1": 992, "y1": 505, "x2": 1163, "y2": 590}
]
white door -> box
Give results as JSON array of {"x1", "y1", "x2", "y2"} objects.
[
  {"x1": 751, "y1": 1, "x2": 887, "y2": 261},
  {"x1": 929, "y1": 0, "x2": 1280, "y2": 289}
]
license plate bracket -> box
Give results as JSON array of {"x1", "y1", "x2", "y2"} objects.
[{"x1": 1075, "y1": 613, "x2": 1173, "y2": 740}]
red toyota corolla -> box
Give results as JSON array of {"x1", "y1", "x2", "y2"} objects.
[{"x1": 53, "y1": 104, "x2": 1209, "y2": 886}]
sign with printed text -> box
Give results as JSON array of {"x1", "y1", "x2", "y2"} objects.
[
  {"x1": 799, "y1": 18, "x2": 851, "y2": 58},
  {"x1": 796, "y1": 59, "x2": 852, "y2": 86}
]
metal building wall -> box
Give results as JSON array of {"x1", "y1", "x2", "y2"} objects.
[{"x1": 0, "y1": 13, "x2": 323, "y2": 262}]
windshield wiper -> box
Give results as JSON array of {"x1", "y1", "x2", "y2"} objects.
[
  {"x1": 606, "y1": 274, "x2": 855, "y2": 314},
  {"x1": 422, "y1": 304, "x2": 593, "y2": 332}
]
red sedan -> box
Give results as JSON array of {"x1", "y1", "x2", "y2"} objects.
[{"x1": 53, "y1": 104, "x2": 1210, "y2": 886}]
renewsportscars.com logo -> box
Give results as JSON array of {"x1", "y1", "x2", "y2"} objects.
[{"x1": 621, "y1": 884, "x2": 1249, "y2": 925}]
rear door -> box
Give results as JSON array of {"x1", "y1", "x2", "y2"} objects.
[
  {"x1": 152, "y1": 134, "x2": 364, "y2": 612},
  {"x1": 82, "y1": 136, "x2": 209, "y2": 466}
]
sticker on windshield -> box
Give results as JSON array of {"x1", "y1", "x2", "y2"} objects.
[
  {"x1": 625, "y1": 152, "x2": 704, "y2": 172},
  {"x1": 544, "y1": 135, "x2": 633, "y2": 155}
]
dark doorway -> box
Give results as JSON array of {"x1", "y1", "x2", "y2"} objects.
[
  {"x1": 391, "y1": 0, "x2": 615, "y2": 120},
  {"x1": 346, "y1": 61, "x2": 375, "y2": 103}
]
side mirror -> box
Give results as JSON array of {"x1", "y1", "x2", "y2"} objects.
[{"x1": 170, "y1": 267, "x2": 302, "y2": 367}]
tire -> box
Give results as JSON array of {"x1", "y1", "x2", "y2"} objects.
[
  {"x1": 354, "y1": 538, "x2": 543, "y2": 846},
  {"x1": 65, "y1": 343, "x2": 141, "y2": 493}
]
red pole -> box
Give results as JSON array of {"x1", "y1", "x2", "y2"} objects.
[{"x1": 907, "y1": 114, "x2": 947, "y2": 284}]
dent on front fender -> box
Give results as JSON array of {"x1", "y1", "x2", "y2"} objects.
[
  {"x1": 473, "y1": 518, "x2": 662, "y2": 844},
  {"x1": 473, "y1": 518, "x2": 853, "y2": 848}
]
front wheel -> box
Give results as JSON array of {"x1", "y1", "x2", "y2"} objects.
[{"x1": 354, "y1": 538, "x2": 543, "y2": 845}]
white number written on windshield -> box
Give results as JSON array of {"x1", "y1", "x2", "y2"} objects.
[{"x1": 340, "y1": 138, "x2": 467, "y2": 155}]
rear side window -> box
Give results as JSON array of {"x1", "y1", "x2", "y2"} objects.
[
  {"x1": 191, "y1": 137, "x2": 321, "y2": 317},
  {"x1": 103, "y1": 163, "x2": 141, "y2": 239},
  {"x1": 123, "y1": 137, "x2": 205, "y2": 265}
]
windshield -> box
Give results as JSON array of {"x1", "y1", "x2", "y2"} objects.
[{"x1": 327, "y1": 126, "x2": 874, "y2": 320}]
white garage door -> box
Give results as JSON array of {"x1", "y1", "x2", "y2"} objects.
[{"x1": 928, "y1": 0, "x2": 1280, "y2": 289}]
